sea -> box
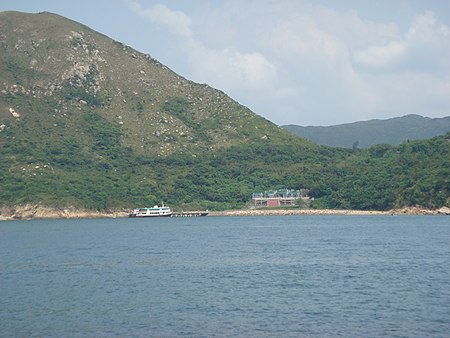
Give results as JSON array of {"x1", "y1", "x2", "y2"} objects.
[{"x1": 1, "y1": 215, "x2": 449, "y2": 337}]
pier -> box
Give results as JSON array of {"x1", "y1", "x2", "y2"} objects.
[{"x1": 171, "y1": 211, "x2": 209, "y2": 217}]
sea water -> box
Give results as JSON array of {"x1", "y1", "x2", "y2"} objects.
[{"x1": 1, "y1": 215, "x2": 449, "y2": 337}]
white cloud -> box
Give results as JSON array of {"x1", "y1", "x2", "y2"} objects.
[
  {"x1": 256, "y1": 5, "x2": 450, "y2": 124},
  {"x1": 353, "y1": 41, "x2": 405, "y2": 69},
  {"x1": 407, "y1": 10, "x2": 441, "y2": 42},
  {"x1": 125, "y1": 1, "x2": 450, "y2": 125},
  {"x1": 261, "y1": 13, "x2": 345, "y2": 67},
  {"x1": 353, "y1": 11, "x2": 450, "y2": 72},
  {"x1": 365, "y1": 72, "x2": 450, "y2": 119},
  {"x1": 126, "y1": 1, "x2": 278, "y2": 95},
  {"x1": 186, "y1": 40, "x2": 278, "y2": 92},
  {"x1": 127, "y1": 1, "x2": 192, "y2": 37}
]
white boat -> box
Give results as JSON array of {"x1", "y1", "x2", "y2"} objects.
[{"x1": 129, "y1": 205, "x2": 172, "y2": 217}]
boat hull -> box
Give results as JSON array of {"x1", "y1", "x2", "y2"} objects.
[
  {"x1": 129, "y1": 205, "x2": 173, "y2": 218},
  {"x1": 171, "y1": 211, "x2": 209, "y2": 217},
  {"x1": 129, "y1": 213, "x2": 172, "y2": 218}
]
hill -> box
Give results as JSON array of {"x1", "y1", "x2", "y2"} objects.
[
  {"x1": 282, "y1": 114, "x2": 450, "y2": 148},
  {"x1": 0, "y1": 11, "x2": 298, "y2": 157},
  {"x1": 0, "y1": 10, "x2": 318, "y2": 210},
  {"x1": 1, "y1": 11, "x2": 449, "y2": 212}
]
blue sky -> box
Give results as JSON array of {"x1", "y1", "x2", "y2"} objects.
[{"x1": 1, "y1": 0, "x2": 450, "y2": 126}]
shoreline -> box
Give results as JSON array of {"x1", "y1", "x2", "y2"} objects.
[
  {"x1": 1, "y1": 205, "x2": 449, "y2": 221},
  {"x1": 0, "y1": 205, "x2": 129, "y2": 221},
  {"x1": 210, "y1": 206, "x2": 450, "y2": 217},
  {"x1": 210, "y1": 209, "x2": 388, "y2": 216}
]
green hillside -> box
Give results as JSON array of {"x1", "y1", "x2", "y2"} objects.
[
  {"x1": 0, "y1": 11, "x2": 297, "y2": 156},
  {"x1": 283, "y1": 114, "x2": 450, "y2": 148},
  {"x1": 1, "y1": 11, "x2": 449, "y2": 211}
]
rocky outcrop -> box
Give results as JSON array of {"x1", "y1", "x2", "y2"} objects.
[
  {"x1": 389, "y1": 206, "x2": 450, "y2": 215},
  {"x1": 437, "y1": 207, "x2": 450, "y2": 215},
  {"x1": 0, "y1": 205, "x2": 129, "y2": 220}
]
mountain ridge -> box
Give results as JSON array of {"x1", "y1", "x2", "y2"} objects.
[
  {"x1": 0, "y1": 10, "x2": 319, "y2": 210},
  {"x1": 282, "y1": 114, "x2": 450, "y2": 148},
  {"x1": 1, "y1": 11, "x2": 305, "y2": 158},
  {"x1": 1, "y1": 11, "x2": 449, "y2": 211}
]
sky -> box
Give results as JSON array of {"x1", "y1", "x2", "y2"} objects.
[{"x1": 1, "y1": 0, "x2": 450, "y2": 126}]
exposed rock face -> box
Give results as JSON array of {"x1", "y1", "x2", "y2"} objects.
[
  {"x1": 389, "y1": 206, "x2": 450, "y2": 215},
  {"x1": 0, "y1": 11, "x2": 291, "y2": 158},
  {"x1": 437, "y1": 207, "x2": 450, "y2": 215}
]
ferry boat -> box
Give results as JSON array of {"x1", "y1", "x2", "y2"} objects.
[{"x1": 129, "y1": 205, "x2": 172, "y2": 217}]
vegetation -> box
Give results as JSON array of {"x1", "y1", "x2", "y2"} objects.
[
  {"x1": 283, "y1": 114, "x2": 450, "y2": 148},
  {"x1": 1, "y1": 116, "x2": 448, "y2": 211},
  {"x1": 163, "y1": 97, "x2": 211, "y2": 143},
  {"x1": 0, "y1": 11, "x2": 448, "y2": 212}
]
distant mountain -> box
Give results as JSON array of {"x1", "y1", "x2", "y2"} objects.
[{"x1": 282, "y1": 114, "x2": 450, "y2": 148}]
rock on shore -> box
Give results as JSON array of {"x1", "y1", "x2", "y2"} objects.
[
  {"x1": 390, "y1": 206, "x2": 450, "y2": 215},
  {"x1": 0, "y1": 205, "x2": 129, "y2": 221},
  {"x1": 210, "y1": 206, "x2": 450, "y2": 216},
  {"x1": 209, "y1": 209, "x2": 388, "y2": 216},
  {"x1": 1, "y1": 205, "x2": 448, "y2": 221}
]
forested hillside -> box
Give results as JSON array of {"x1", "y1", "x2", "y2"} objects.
[
  {"x1": 283, "y1": 114, "x2": 450, "y2": 148},
  {"x1": 2, "y1": 124, "x2": 448, "y2": 211},
  {"x1": 1, "y1": 11, "x2": 449, "y2": 211}
]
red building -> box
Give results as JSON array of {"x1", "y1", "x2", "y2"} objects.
[{"x1": 251, "y1": 189, "x2": 309, "y2": 207}]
